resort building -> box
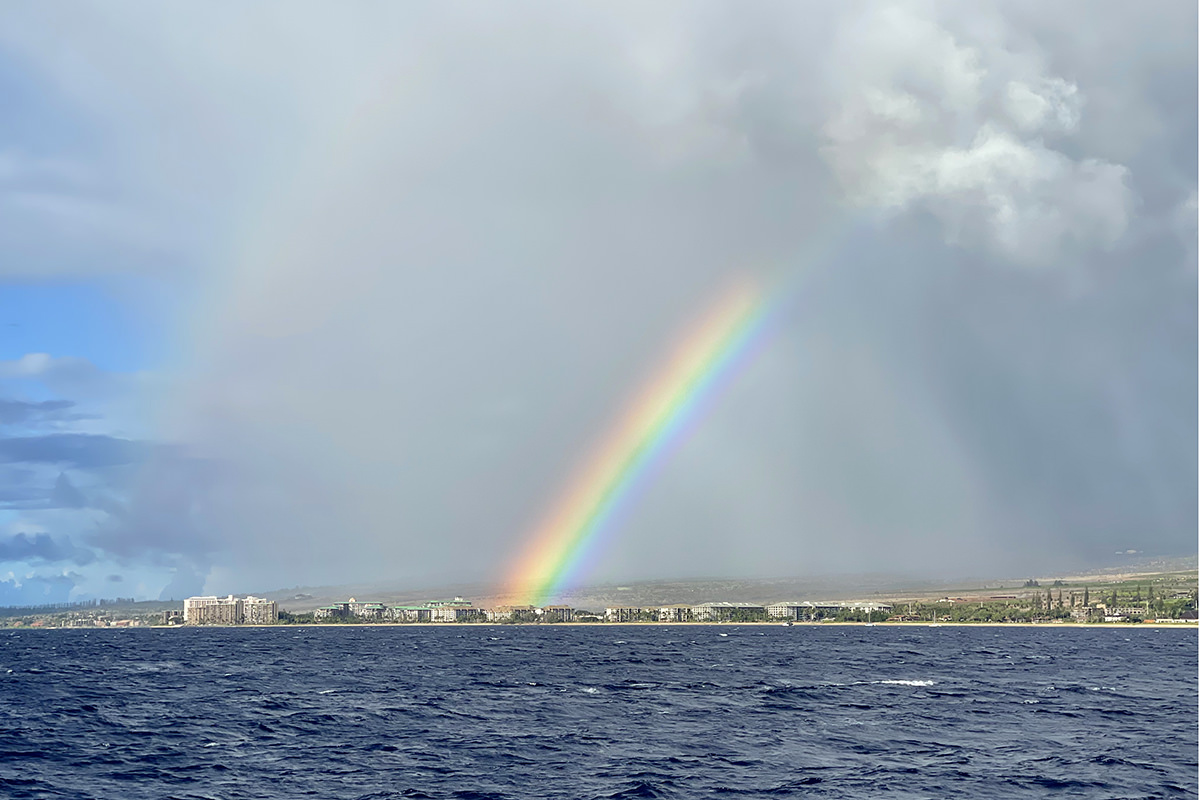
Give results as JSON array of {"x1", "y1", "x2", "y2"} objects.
[
  {"x1": 657, "y1": 605, "x2": 692, "y2": 623},
  {"x1": 184, "y1": 595, "x2": 238, "y2": 624},
  {"x1": 242, "y1": 596, "x2": 279, "y2": 625},
  {"x1": 347, "y1": 600, "x2": 387, "y2": 619},
  {"x1": 605, "y1": 606, "x2": 642, "y2": 622},
  {"x1": 314, "y1": 604, "x2": 350, "y2": 620},
  {"x1": 387, "y1": 606, "x2": 432, "y2": 623},
  {"x1": 486, "y1": 605, "x2": 537, "y2": 622},
  {"x1": 430, "y1": 598, "x2": 479, "y2": 623},
  {"x1": 690, "y1": 602, "x2": 766, "y2": 622},
  {"x1": 540, "y1": 606, "x2": 575, "y2": 623},
  {"x1": 767, "y1": 601, "x2": 892, "y2": 620},
  {"x1": 183, "y1": 595, "x2": 278, "y2": 625}
]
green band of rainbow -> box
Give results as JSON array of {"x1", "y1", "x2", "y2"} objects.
[{"x1": 505, "y1": 279, "x2": 776, "y2": 606}]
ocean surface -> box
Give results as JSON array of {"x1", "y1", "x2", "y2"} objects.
[{"x1": 0, "y1": 626, "x2": 1195, "y2": 799}]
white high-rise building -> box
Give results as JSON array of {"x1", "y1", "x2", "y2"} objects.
[{"x1": 183, "y1": 595, "x2": 278, "y2": 625}]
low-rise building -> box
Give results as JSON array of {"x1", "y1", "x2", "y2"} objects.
[
  {"x1": 691, "y1": 602, "x2": 766, "y2": 622},
  {"x1": 766, "y1": 603, "x2": 808, "y2": 620},
  {"x1": 486, "y1": 605, "x2": 537, "y2": 622},
  {"x1": 387, "y1": 606, "x2": 432, "y2": 623},
  {"x1": 430, "y1": 598, "x2": 479, "y2": 623},
  {"x1": 347, "y1": 601, "x2": 387, "y2": 620},
  {"x1": 767, "y1": 601, "x2": 891, "y2": 620},
  {"x1": 314, "y1": 604, "x2": 350, "y2": 620},
  {"x1": 540, "y1": 605, "x2": 574, "y2": 623},
  {"x1": 605, "y1": 606, "x2": 642, "y2": 622},
  {"x1": 657, "y1": 605, "x2": 692, "y2": 622}
]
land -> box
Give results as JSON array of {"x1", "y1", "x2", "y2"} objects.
[{"x1": 1, "y1": 558, "x2": 1195, "y2": 629}]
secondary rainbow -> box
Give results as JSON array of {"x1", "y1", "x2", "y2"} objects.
[{"x1": 505, "y1": 278, "x2": 777, "y2": 607}]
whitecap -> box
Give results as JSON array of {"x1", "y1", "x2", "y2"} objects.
[{"x1": 875, "y1": 679, "x2": 936, "y2": 686}]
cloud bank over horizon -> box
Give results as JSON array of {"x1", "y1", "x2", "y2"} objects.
[{"x1": 0, "y1": 1, "x2": 1193, "y2": 602}]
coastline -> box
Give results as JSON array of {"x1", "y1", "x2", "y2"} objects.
[{"x1": 122, "y1": 620, "x2": 1199, "y2": 630}]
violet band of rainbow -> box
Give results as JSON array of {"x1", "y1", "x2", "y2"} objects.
[{"x1": 505, "y1": 277, "x2": 779, "y2": 607}]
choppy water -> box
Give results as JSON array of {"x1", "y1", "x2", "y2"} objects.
[{"x1": 0, "y1": 625, "x2": 1195, "y2": 799}]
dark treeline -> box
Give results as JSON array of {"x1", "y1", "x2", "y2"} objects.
[{"x1": 0, "y1": 597, "x2": 150, "y2": 618}]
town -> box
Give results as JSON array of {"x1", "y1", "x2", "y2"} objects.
[
  {"x1": 179, "y1": 585, "x2": 1197, "y2": 626},
  {"x1": 1, "y1": 575, "x2": 1195, "y2": 629}
]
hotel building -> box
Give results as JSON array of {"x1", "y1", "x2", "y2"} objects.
[{"x1": 183, "y1": 595, "x2": 278, "y2": 625}]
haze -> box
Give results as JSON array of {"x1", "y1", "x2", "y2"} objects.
[{"x1": 0, "y1": 1, "x2": 1194, "y2": 603}]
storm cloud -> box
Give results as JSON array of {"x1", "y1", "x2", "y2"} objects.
[
  {"x1": 0, "y1": 532, "x2": 93, "y2": 566},
  {"x1": 0, "y1": 398, "x2": 75, "y2": 426},
  {"x1": 0, "y1": 1, "x2": 1192, "y2": 597}
]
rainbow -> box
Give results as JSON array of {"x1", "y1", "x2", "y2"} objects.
[{"x1": 505, "y1": 278, "x2": 778, "y2": 607}]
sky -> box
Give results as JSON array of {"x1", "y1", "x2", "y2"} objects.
[{"x1": 0, "y1": 1, "x2": 1194, "y2": 604}]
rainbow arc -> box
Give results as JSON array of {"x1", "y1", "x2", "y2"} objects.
[{"x1": 504, "y1": 278, "x2": 776, "y2": 607}]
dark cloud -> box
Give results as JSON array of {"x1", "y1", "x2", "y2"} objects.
[
  {"x1": 0, "y1": 433, "x2": 145, "y2": 469},
  {"x1": 0, "y1": 573, "x2": 80, "y2": 606},
  {"x1": 0, "y1": 532, "x2": 94, "y2": 566},
  {"x1": 0, "y1": 465, "x2": 50, "y2": 509},
  {"x1": 158, "y1": 562, "x2": 205, "y2": 601},
  {"x1": 85, "y1": 449, "x2": 224, "y2": 562},
  {"x1": 0, "y1": 398, "x2": 75, "y2": 425},
  {"x1": 50, "y1": 472, "x2": 87, "y2": 509},
  {"x1": 105, "y1": 574, "x2": 123, "y2": 583}
]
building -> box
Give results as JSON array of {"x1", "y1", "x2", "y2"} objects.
[
  {"x1": 347, "y1": 600, "x2": 387, "y2": 620},
  {"x1": 486, "y1": 605, "x2": 537, "y2": 622},
  {"x1": 605, "y1": 606, "x2": 642, "y2": 622},
  {"x1": 184, "y1": 595, "x2": 240, "y2": 625},
  {"x1": 314, "y1": 604, "x2": 350, "y2": 620},
  {"x1": 242, "y1": 596, "x2": 279, "y2": 625},
  {"x1": 184, "y1": 595, "x2": 277, "y2": 625},
  {"x1": 314, "y1": 600, "x2": 391, "y2": 621},
  {"x1": 766, "y1": 601, "x2": 892, "y2": 620},
  {"x1": 657, "y1": 605, "x2": 692, "y2": 622},
  {"x1": 690, "y1": 602, "x2": 766, "y2": 622},
  {"x1": 387, "y1": 606, "x2": 432, "y2": 623},
  {"x1": 430, "y1": 598, "x2": 479, "y2": 623},
  {"x1": 766, "y1": 603, "x2": 808, "y2": 620},
  {"x1": 540, "y1": 605, "x2": 574, "y2": 623}
]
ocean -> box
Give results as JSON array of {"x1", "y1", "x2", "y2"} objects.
[{"x1": 0, "y1": 625, "x2": 1195, "y2": 799}]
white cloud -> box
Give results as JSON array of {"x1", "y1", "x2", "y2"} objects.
[
  {"x1": 1003, "y1": 78, "x2": 1082, "y2": 134},
  {"x1": 822, "y1": 3, "x2": 1134, "y2": 265},
  {"x1": 0, "y1": 353, "x2": 96, "y2": 381}
]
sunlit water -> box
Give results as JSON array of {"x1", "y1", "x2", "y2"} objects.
[{"x1": 1, "y1": 626, "x2": 1195, "y2": 799}]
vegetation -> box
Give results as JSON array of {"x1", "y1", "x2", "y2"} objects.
[{"x1": 2, "y1": 572, "x2": 1194, "y2": 629}]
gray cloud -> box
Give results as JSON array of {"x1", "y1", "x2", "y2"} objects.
[
  {"x1": 0, "y1": 573, "x2": 80, "y2": 605},
  {"x1": 0, "y1": 398, "x2": 75, "y2": 426},
  {"x1": 820, "y1": 3, "x2": 1135, "y2": 265},
  {"x1": 50, "y1": 472, "x2": 87, "y2": 509},
  {"x1": 0, "y1": 2, "x2": 1191, "y2": 595},
  {"x1": 0, "y1": 532, "x2": 94, "y2": 566},
  {"x1": 0, "y1": 433, "x2": 145, "y2": 469}
]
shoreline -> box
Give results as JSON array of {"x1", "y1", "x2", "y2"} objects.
[{"x1": 104, "y1": 620, "x2": 1200, "y2": 630}]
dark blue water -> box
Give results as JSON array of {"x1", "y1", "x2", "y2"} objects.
[{"x1": 0, "y1": 626, "x2": 1195, "y2": 799}]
